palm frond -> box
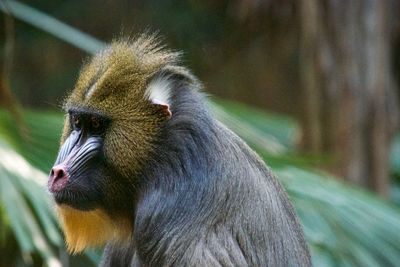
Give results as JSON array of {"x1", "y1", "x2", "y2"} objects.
[{"x1": 0, "y1": 140, "x2": 62, "y2": 266}]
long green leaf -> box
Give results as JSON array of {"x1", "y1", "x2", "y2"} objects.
[
  {"x1": 0, "y1": 0, "x2": 105, "y2": 54},
  {"x1": 0, "y1": 141, "x2": 62, "y2": 266}
]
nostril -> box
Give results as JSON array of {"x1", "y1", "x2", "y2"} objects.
[
  {"x1": 54, "y1": 169, "x2": 65, "y2": 180},
  {"x1": 49, "y1": 164, "x2": 68, "y2": 192},
  {"x1": 51, "y1": 165, "x2": 67, "y2": 181}
]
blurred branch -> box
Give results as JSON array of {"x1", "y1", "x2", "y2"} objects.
[{"x1": 0, "y1": 0, "x2": 106, "y2": 54}]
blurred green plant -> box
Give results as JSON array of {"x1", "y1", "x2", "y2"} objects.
[
  {"x1": 1, "y1": 1, "x2": 400, "y2": 266},
  {"x1": 0, "y1": 138, "x2": 62, "y2": 266}
]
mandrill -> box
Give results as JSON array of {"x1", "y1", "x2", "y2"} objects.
[{"x1": 48, "y1": 35, "x2": 311, "y2": 267}]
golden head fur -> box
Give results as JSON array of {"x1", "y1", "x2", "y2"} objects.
[{"x1": 63, "y1": 35, "x2": 180, "y2": 177}]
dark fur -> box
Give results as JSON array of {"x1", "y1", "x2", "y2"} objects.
[{"x1": 100, "y1": 76, "x2": 311, "y2": 266}]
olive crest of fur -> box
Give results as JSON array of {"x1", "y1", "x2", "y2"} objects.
[{"x1": 62, "y1": 35, "x2": 192, "y2": 179}]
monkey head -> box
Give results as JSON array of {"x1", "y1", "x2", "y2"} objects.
[{"x1": 47, "y1": 37, "x2": 191, "y2": 253}]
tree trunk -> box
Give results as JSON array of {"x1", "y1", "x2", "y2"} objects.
[{"x1": 299, "y1": 0, "x2": 400, "y2": 197}]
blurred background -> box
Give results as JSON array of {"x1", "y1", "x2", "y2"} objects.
[{"x1": 1, "y1": 0, "x2": 400, "y2": 266}]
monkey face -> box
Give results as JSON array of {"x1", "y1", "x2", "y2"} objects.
[
  {"x1": 48, "y1": 104, "x2": 162, "y2": 213},
  {"x1": 48, "y1": 40, "x2": 175, "y2": 213},
  {"x1": 48, "y1": 108, "x2": 113, "y2": 210}
]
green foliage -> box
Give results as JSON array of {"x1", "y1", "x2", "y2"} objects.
[
  {"x1": 212, "y1": 98, "x2": 300, "y2": 152},
  {"x1": 278, "y1": 167, "x2": 400, "y2": 267},
  {"x1": 0, "y1": 110, "x2": 63, "y2": 172},
  {"x1": 213, "y1": 99, "x2": 330, "y2": 168},
  {"x1": 0, "y1": 139, "x2": 62, "y2": 266}
]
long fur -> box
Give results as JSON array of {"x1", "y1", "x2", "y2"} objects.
[{"x1": 121, "y1": 79, "x2": 311, "y2": 266}]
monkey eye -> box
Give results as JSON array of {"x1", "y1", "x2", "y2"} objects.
[
  {"x1": 91, "y1": 116, "x2": 101, "y2": 129},
  {"x1": 72, "y1": 115, "x2": 81, "y2": 129}
]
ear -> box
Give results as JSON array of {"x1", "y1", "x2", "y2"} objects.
[
  {"x1": 150, "y1": 97, "x2": 172, "y2": 117},
  {"x1": 145, "y1": 66, "x2": 199, "y2": 118},
  {"x1": 145, "y1": 75, "x2": 173, "y2": 118}
]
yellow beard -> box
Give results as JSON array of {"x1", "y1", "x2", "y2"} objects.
[{"x1": 56, "y1": 205, "x2": 132, "y2": 254}]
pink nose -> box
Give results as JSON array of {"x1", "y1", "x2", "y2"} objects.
[{"x1": 48, "y1": 164, "x2": 69, "y2": 192}]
